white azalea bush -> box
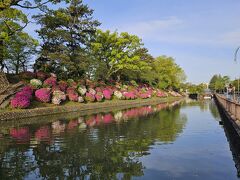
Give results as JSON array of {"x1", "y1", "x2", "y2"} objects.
[
  {"x1": 52, "y1": 90, "x2": 66, "y2": 105},
  {"x1": 30, "y1": 79, "x2": 42, "y2": 88},
  {"x1": 114, "y1": 90, "x2": 123, "y2": 99},
  {"x1": 78, "y1": 85, "x2": 87, "y2": 96}
]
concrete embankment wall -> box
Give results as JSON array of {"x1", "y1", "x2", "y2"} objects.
[
  {"x1": 0, "y1": 97, "x2": 182, "y2": 121},
  {"x1": 215, "y1": 94, "x2": 240, "y2": 136}
]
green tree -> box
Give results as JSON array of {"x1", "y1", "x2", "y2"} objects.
[
  {"x1": 90, "y1": 30, "x2": 151, "y2": 81},
  {"x1": 4, "y1": 32, "x2": 38, "y2": 74},
  {"x1": 35, "y1": 0, "x2": 100, "y2": 79},
  {"x1": 0, "y1": 0, "x2": 68, "y2": 71},
  {"x1": 142, "y1": 56, "x2": 186, "y2": 89},
  {"x1": 209, "y1": 74, "x2": 230, "y2": 92}
]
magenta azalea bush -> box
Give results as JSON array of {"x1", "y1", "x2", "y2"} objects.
[
  {"x1": 11, "y1": 95, "x2": 30, "y2": 109},
  {"x1": 10, "y1": 86, "x2": 33, "y2": 109},
  {"x1": 35, "y1": 88, "x2": 51, "y2": 103},
  {"x1": 103, "y1": 89, "x2": 112, "y2": 100},
  {"x1": 123, "y1": 91, "x2": 136, "y2": 100}
]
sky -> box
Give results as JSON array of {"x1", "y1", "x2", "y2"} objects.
[{"x1": 24, "y1": 0, "x2": 240, "y2": 84}]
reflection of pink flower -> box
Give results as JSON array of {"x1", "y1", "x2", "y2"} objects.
[
  {"x1": 67, "y1": 120, "x2": 79, "y2": 129},
  {"x1": 35, "y1": 126, "x2": 50, "y2": 141},
  {"x1": 95, "y1": 114, "x2": 102, "y2": 125},
  {"x1": 10, "y1": 127, "x2": 29, "y2": 140},
  {"x1": 86, "y1": 117, "x2": 96, "y2": 127},
  {"x1": 103, "y1": 114, "x2": 113, "y2": 123}
]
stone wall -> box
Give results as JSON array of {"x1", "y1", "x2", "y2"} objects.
[{"x1": 215, "y1": 94, "x2": 240, "y2": 136}]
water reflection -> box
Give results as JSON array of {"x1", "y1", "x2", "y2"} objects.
[{"x1": 0, "y1": 101, "x2": 186, "y2": 179}]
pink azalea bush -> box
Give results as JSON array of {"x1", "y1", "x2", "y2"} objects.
[
  {"x1": 67, "y1": 87, "x2": 79, "y2": 102},
  {"x1": 58, "y1": 81, "x2": 68, "y2": 92},
  {"x1": 85, "y1": 92, "x2": 95, "y2": 102},
  {"x1": 35, "y1": 88, "x2": 51, "y2": 103},
  {"x1": 103, "y1": 89, "x2": 113, "y2": 100},
  {"x1": 123, "y1": 91, "x2": 137, "y2": 100},
  {"x1": 43, "y1": 77, "x2": 57, "y2": 87},
  {"x1": 95, "y1": 92, "x2": 103, "y2": 102}
]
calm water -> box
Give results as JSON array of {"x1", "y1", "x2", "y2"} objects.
[{"x1": 0, "y1": 100, "x2": 239, "y2": 179}]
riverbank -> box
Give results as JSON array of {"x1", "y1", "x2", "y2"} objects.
[{"x1": 0, "y1": 97, "x2": 183, "y2": 121}]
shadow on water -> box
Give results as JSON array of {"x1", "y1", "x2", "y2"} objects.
[{"x1": 0, "y1": 100, "x2": 187, "y2": 179}]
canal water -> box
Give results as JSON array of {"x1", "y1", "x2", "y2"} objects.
[{"x1": 0, "y1": 100, "x2": 239, "y2": 179}]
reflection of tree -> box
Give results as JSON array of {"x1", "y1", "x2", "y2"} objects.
[
  {"x1": 0, "y1": 103, "x2": 187, "y2": 179},
  {"x1": 209, "y1": 101, "x2": 220, "y2": 120}
]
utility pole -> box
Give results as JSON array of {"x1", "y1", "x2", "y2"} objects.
[{"x1": 234, "y1": 46, "x2": 240, "y2": 102}]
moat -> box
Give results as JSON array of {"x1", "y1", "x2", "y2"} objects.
[{"x1": 0, "y1": 100, "x2": 239, "y2": 179}]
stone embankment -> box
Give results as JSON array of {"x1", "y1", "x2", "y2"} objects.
[
  {"x1": 0, "y1": 97, "x2": 182, "y2": 121},
  {"x1": 215, "y1": 94, "x2": 240, "y2": 136}
]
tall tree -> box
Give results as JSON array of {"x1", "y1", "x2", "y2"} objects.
[
  {"x1": 34, "y1": 0, "x2": 100, "y2": 79},
  {"x1": 90, "y1": 30, "x2": 151, "y2": 81}
]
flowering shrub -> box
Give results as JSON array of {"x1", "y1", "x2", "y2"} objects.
[
  {"x1": 85, "y1": 92, "x2": 95, "y2": 102},
  {"x1": 67, "y1": 87, "x2": 78, "y2": 101},
  {"x1": 44, "y1": 77, "x2": 57, "y2": 87},
  {"x1": 30, "y1": 79, "x2": 42, "y2": 88},
  {"x1": 11, "y1": 95, "x2": 31, "y2": 109},
  {"x1": 52, "y1": 90, "x2": 66, "y2": 105},
  {"x1": 78, "y1": 96, "x2": 84, "y2": 103},
  {"x1": 36, "y1": 71, "x2": 48, "y2": 81},
  {"x1": 103, "y1": 89, "x2": 112, "y2": 100},
  {"x1": 78, "y1": 85, "x2": 87, "y2": 96},
  {"x1": 156, "y1": 91, "x2": 167, "y2": 97},
  {"x1": 95, "y1": 92, "x2": 103, "y2": 102},
  {"x1": 35, "y1": 88, "x2": 51, "y2": 103},
  {"x1": 58, "y1": 81, "x2": 68, "y2": 92},
  {"x1": 123, "y1": 91, "x2": 136, "y2": 100},
  {"x1": 114, "y1": 90, "x2": 123, "y2": 99},
  {"x1": 88, "y1": 88, "x2": 96, "y2": 95}
]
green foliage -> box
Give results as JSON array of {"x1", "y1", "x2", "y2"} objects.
[
  {"x1": 209, "y1": 74, "x2": 230, "y2": 92},
  {"x1": 141, "y1": 56, "x2": 186, "y2": 89},
  {"x1": 35, "y1": 0, "x2": 100, "y2": 79},
  {"x1": 90, "y1": 30, "x2": 151, "y2": 81},
  {"x1": 185, "y1": 83, "x2": 207, "y2": 94},
  {"x1": 4, "y1": 32, "x2": 38, "y2": 74}
]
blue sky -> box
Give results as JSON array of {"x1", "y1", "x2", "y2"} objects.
[{"x1": 24, "y1": 0, "x2": 240, "y2": 83}]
